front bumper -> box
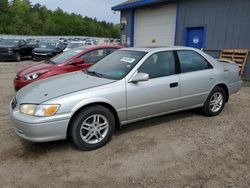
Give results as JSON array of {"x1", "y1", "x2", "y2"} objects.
[
  {"x1": 13, "y1": 78, "x2": 32, "y2": 91},
  {"x1": 32, "y1": 53, "x2": 53, "y2": 60},
  {"x1": 9, "y1": 102, "x2": 70, "y2": 142},
  {"x1": 0, "y1": 52, "x2": 15, "y2": 60}
]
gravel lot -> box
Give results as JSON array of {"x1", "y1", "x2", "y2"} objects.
[{"x1": 0, "y1": 60, "x2": 249, "y2": 188}]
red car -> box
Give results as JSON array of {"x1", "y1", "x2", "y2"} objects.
[{"x1": 14, "y1": 45, "x2": 122, "y2": 91}]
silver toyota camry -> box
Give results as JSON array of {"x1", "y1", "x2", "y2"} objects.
[{"x1": 9, "y1": 47, "x2": 242, "y2": 150}]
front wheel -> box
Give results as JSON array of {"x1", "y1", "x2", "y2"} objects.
[
  {"x1": 14, "y1": 52, "x2": 21, "y2": 62},
  {"x1": 69, "y1": 105, "x2": 115, "y2": 150},
  {"x1": 201, "y1": 86, "x2": 226, "y2": 116}
]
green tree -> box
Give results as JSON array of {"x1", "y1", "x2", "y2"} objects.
[{"x1": 0, "y1": 0, "x2": 120, "y2": 38}]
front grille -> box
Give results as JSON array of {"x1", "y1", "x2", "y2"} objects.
[
  {"x1": 11, "y1": 97, "x2": 17, "y2": 109},
  {"x1": 0, "y1": 48, "x2": 8, "y2": 53},
  {"x1": 33, "y1": 54, "x2": 49, "y2": 60}
]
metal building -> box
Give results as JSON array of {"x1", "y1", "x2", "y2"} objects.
[{"x1": 112, "y1": 0, "x2": 250, "y2": 79}]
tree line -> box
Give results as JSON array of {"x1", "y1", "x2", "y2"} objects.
[{"x1": 0, "y1": 0, "x2": 120, "y2": 38}]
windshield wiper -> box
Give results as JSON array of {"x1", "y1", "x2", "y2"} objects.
[{"x1": 85, "y1": 70, "x2": 104, "y2": 78}]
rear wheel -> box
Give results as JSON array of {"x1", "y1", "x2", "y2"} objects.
[
  {"x1": 69, "y1": 105, "x2": 115, "y2": 150},
  {"x1": 14, "y1": 52, "x2": 21, "y2": 62},
  {"x1": 201, "y1": 86, "x2": 226, "y2": 116}
]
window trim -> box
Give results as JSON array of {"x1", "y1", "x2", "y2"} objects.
[
  {"x1": 175, "y1": 49, "x2": 213, "y2": 74},
  {"x1": 108, "y1": 48, "x2": 119, "y2": 54},
  {"x1": 137, "y1": 50, "x2": 177, "y2": 79}
]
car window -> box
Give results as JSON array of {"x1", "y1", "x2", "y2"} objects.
[
  {"x1": 68, "y1": 42, "x2": 84, "y2": 48},
  {"x1": 39, "y1": 42, "x2": 56, "y2": 49},
  {"x1": 87, "y1": 50, "x2": 146, "y2": 80},
  {"x1": 80, "y1": 49, "x2": 108, "y2": 63},
  {"x1": 50, "y1": 48, "x2": 83, "y2": 65},
  {"x1": 177, "y1": 50, "x2": 212, "y2": 73},
  {"x1": 0, "y1": 39, "x2": 19, "y2": 45},
  {"x1": 109, "y1": 48, "x2": 119, "y2": 54},
  {"x1": 19, "y1": 40, "x2": 25, "y2": 46},
  {"x1": 138, "y1": 51, "x2": 175, "y2": 79},
  {"x1": 56, "y1": 43, "x2": 64, "y2": 49}
]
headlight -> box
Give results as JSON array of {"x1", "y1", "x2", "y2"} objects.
[
  {"x1": 24, "y1": 69, "x2": 49, "y2": 80},
  {"x1": 8, "y1": 48, "x2": 13, "y2": 52},
  {"x1": 19, "y1": 104, "x2": 60, "y2": 117}
]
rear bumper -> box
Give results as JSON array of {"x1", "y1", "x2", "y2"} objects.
[{"x1": 228, "y1": 80, "x2": 243, "y2": 95}]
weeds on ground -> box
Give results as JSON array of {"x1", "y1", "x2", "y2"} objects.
[{"x1": 243, "y1": 80, "x2": 250, "y2": 87}]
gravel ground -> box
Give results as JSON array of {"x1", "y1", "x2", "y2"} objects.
[{"x1": 0, "y1": 60, "x2": 249, "y2": 188}]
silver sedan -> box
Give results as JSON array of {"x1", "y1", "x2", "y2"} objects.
[{"x1": 9, "y1": 47, "x2": 242, "y2": 150}]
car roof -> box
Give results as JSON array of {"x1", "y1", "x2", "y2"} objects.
[
  {"x1": 40, "y1": 40, "x2": 59, "y2": 43},
  {"x1": 74, "y1": 45, "x2": 123, "y2": 51},
  {"x1": 120, "y1": 46, "x2": 198, "y2": 53},
  {"x1": 70, "y1": 41, "x2": 85, "y2": 43}
]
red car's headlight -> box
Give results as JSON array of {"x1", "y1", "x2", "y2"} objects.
[{"x1": 24, "y1": 69, "x2": 49, "y2": 80}]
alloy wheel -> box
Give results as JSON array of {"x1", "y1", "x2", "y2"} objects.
[
  {"x1": 80, "y1": 114, "x2": 109, "y2": 144},
  {"x1": 209, "y1": 92, "x2": 223, "y2": 113}
]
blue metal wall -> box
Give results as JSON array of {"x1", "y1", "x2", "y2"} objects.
[
  {"x1": 119, "y1": 0, "x2": 250, "y2": 79},
  {"x1": 120, "y1": 10, "x2": 133, "y2": 47},
  {"x1": 175, "y1": 0, "x2": 250, "y2": 79}
]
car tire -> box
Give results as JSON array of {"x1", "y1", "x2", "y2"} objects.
[
  {"x1": 32, "y1": 55, "x2": 35, "y2": 61},
  {"x1": 201, "y1": 86, "x2": 226, "y2": 117},
  {"x1": 14, "y1": 52, "x2": 21, "y2": 62},
  {"x1": 69, "y1": 105, "x2": 115, "y2": 150}
]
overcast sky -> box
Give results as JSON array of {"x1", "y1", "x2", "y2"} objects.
[{"x1": 30, "y1": 0, "x2": 125, "y2": 23}]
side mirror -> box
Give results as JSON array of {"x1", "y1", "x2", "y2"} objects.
[
  {"x1": 71, "y1": 58, "x2": 84, "y2": 65},
  {"x1": 130, "y1": 72, "x2": 149, "y2": 83}
]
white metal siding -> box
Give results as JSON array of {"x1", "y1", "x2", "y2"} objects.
[{"x1": 134, "y1": 3, "x2": 177, "y2": 47}]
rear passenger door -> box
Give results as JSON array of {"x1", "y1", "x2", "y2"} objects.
[{"x1": 177, "y1": 50, "x2": 215, "y2": 108}]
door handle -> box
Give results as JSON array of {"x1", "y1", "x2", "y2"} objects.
[{"x1": 170, "y1": 82, "x2": 178, "y2": 88}]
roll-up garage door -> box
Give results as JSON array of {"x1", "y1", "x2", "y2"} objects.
[{"x1": 134, "y1": 3, "x2": 177, "y2": 47}]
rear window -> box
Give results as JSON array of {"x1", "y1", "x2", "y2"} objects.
[
  {"x1": 177, "y1": 50, "x2": 212, "y2": 73},
  {"x1": 50, "y1": 48, "x2": 83, "y2": 64}
]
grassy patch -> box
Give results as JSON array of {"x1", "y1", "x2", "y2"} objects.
[{"x1": 243, "y1": 80, "x2": 250, "y2": 87}]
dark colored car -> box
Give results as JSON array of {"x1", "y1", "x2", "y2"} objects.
[
  {"x1": 0, "y1": 39, "x2": 36, "y2": 61},
  {"x1": 32, "y1": 40, "x2": 65, "y2": 61},
  {"x1": 14, "y1": 45, "x2": 122, "y2": 90}
]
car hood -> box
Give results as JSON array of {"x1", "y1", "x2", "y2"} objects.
[
  {"x1": 16, "y1": 71, "x2": 115, "y2": 104},
  {"x1": 33, "y1": 48, "x2": 55, "y2": 53},
  {"x1": 0, "y1": 45, "x2": 16, "y2": 48},
  {"x1": 16, "y1": 62, "x2": 55, "y2": 78},
  {"x1": 63, "y1": 48, "x2": 70, "y2": 52}
]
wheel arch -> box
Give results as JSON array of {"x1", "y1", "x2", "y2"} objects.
[
  {"x1": 213, "y1": 83, "x2": 229, "y2": 102},
  {"x1": 67, "y1": 102, "x2": 121, "y2": 139}
]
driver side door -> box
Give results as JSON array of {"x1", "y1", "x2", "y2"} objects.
[
  {"x1": 126, "y1": 51, "x2": 180, "y2": 121},
  {"x1": 19, "y1": 40, "x2": 29, "y2": 56}
]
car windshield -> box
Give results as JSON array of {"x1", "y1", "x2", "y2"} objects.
[
  {"x1": 67, "y1": 43, "x2": 84, "y2": 48},
  {"x1": 39, "y1": 41, "x2": 57, "y2": 49},
  {"x1": 48, "y1": 47, "x2": 85, "y2": 65},
  {"x1": 0, "y1": 39, "x2": 19, "y2": 45},
  {"x1": 86, "y1": 50, "x2": 147, "y2": 80}
]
